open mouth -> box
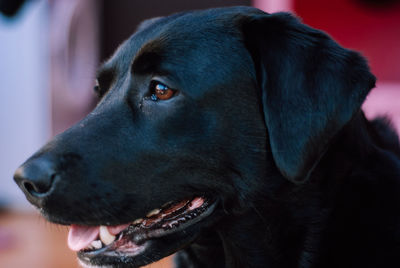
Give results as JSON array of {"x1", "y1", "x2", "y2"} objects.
[{"x1": 70, "y1": 196, "x2": 217, "y2": 267}]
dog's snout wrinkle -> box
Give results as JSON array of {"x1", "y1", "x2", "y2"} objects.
[{"x1": 14, "y1": 157, "x2": 58, "y2": 205}]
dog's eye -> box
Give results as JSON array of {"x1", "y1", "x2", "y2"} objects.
[{"x1": 150, "y1": 81, "x2": 176, "y2": 101}]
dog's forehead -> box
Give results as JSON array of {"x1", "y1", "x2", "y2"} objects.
[{"x1": 103, "y1": 7, "x2": 257, "y2": 76}]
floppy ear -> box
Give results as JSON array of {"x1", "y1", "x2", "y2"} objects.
[{"x1": 240, "y1": 12, "x2": 376, "y2": 183}]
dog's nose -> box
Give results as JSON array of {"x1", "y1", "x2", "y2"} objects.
[{"x1": 14, "y1": 157, "x2": 57, "y2": 205}]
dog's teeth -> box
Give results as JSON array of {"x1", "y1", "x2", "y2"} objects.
[
  {"x1": 146, "y1": 208, "x2": 161, "y2": 218},
  {"x1": 91, "y1": 240, "x2": 102, "y2": 249},
  {"x1": 99, "y1": 226, "x2": 116, "y2": 245},
  {"x1": 161, "y1": 201, "x2": 172, "y2": 208},
  {"x1": 133, "y1": 218, "x2": 144, "y2": 225}
]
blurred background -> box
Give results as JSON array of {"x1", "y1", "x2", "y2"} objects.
[{"x1": 0, "y1": 0, "x2": 399, "y2": 267}]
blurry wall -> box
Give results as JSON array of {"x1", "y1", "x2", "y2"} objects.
[
  {"x1": 295, "y1": 0, "x2": 400, "y2": 83},
  {"x1": 253, "y1": 0, "x2": 292, "y2": 12},
  {"x1": 50, "y1": 0, "x2": 99, "y2": 135},
  {"x1": 0, "y1": 0, "x2": 50, "y2": 210}
]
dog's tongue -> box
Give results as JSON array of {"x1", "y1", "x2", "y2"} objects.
[
  {"x1": 68, "y1": 225, "x2": 99, "y2": 251},
  {"x1": 67, "y1": 223, "x2": 131, "y2": 252}
]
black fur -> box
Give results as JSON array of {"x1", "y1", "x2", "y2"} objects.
[{"x1": 14, "y1": 6, "x2": 400, "y2": 268}]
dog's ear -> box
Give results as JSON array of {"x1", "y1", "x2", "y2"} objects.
[{"x1": 240, "y1": 12, "x2": 376, "y2": 183}]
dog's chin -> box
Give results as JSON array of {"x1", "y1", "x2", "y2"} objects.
[{"x1": 75, "y1": 197, "x2": 218, "y2": 267}]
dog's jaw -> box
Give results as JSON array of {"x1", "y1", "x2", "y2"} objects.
[{"x1": 74, "y1": 197, "x2": 218, "y2": 267}]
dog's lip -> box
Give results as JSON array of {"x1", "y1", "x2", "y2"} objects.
[
  {"x1": 77, "y1": 197, "x2": 218, "y2": 267},
  {"x1": 67, "y1": 198, "x2": 199, "y2": 252}
]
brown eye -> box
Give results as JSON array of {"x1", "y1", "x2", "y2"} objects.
[{"x1": 151, "y1": 82, "x2": 175, "y2": 101}]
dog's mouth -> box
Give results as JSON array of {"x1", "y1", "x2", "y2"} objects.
[{"x1": 72, "y1": 196, "x2": 217, "y2": 267}]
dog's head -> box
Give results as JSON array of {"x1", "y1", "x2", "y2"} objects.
[{"x1": 14, "y1": 6, "x2": 375, "y2": 267}]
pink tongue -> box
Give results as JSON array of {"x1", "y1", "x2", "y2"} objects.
[
  {"x1": 68, "y1": 225, "x2": 99, "y2": 251},
  {"x1": 67, "y1": 224, "x2": 131, "y2": 252}
]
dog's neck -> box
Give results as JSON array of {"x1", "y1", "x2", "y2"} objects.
[
  {"x1": 176, "y1": 201, "x2": 320, "y2": 268},
  {"x1": 216, "y1": 211, "x2": 284, "y2": 268},
  {"x1": 176, "y1": 112, "x2": 399, "y2": 268},
  {"x1": 175, "y1": 210, "x2": 278, "y2": 268}
]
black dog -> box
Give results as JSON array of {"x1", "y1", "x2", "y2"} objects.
[{"x1": 14, "y1": 6, "x2": 400, "y2": 268}]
